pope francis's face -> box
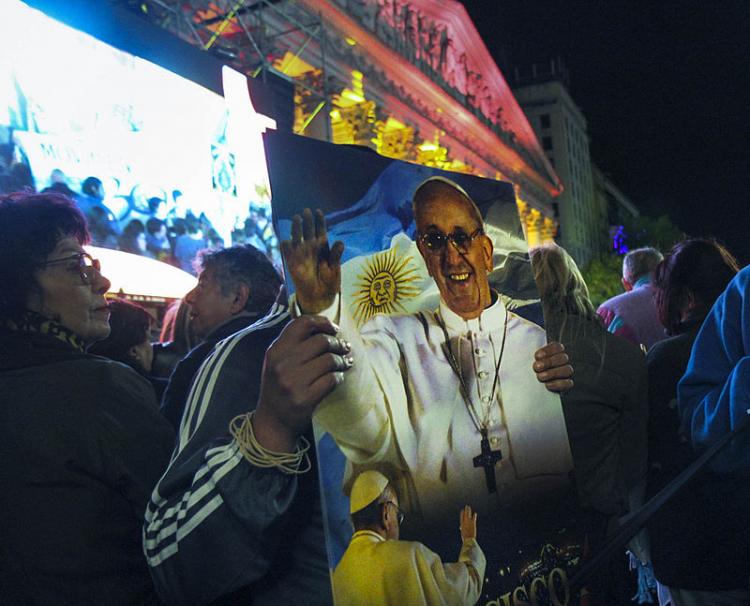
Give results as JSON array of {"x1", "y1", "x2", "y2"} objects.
[{"x1": 416, "y1": 190, "x2": 493, "y2": 320}]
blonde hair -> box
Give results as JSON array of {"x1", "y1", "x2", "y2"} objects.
[
  {"x1": 529, "y1": 244, "x2": 597, "y2": 324},
  {"x1": 159, "y1": 298, "x2": 197, "y2": 352},
  {"x1": 531, "y1": 243, "x2": 606, "y2": 370}
]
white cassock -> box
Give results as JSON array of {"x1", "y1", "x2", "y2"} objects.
[{"x1": 313, "y1": 295, "x2": 574, "y2": 533}]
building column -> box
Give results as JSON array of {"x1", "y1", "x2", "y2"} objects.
[{"x1": 540, "y1": 217, "x2": 557, "y2": 244}]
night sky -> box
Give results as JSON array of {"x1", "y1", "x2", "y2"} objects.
[{"x1": 461, "y1": 1, "x2": 750, "y2": 263}]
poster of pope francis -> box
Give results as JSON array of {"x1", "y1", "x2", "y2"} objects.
[{"x1": 266, "y1": 130, "x2": 586, "y2": 605}]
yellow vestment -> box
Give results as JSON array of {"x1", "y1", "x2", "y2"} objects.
[{"x1": 332, "y1": 530, "x2": 486, "y2": 606}]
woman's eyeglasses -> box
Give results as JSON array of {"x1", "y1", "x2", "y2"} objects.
[{"x1": 40, "y1": 252, "x2": 101, "y2": 285}]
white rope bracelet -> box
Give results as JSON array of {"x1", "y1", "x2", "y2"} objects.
[{"x1": 229, "y1": 411, "x2": 311, "y2": 475}]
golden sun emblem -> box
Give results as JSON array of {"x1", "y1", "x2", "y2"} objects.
[{"x1": 351, "y1": 248, "x2": 421, "y2": 326}]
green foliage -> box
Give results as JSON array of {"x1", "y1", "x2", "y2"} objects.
[
  {"x1": 622, "y1": 214, "x2": 684, "y2": 252},
  {"x1": 582, "y1": 252, "x2": 623, "y2": 308}
]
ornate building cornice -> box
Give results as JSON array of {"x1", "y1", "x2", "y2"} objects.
[{"x1": 306, "y1": 0, "x2": 561, "y2": 195}]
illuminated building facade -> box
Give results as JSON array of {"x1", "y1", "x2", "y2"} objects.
[
  {"x1": 120, "y1": 0, "x2": 563, "y2": 245},
  {"x1": 513, "y1": 61, "x2": 598, "y2": 265}
]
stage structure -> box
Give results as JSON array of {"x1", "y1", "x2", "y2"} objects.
[
  {"x1": 119, "y1": 0, "x2": 562, "y2": 245},
  {"x1": 5, "y1": 0, "x2": 279, "y2": 307}
]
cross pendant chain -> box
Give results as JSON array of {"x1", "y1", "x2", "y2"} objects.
[
  {"x1": 473, "y1": 430, "x2": 503, "y2": 493},
  {"x1": 434, "y1": 310, "x2": 508, "y2": 494}
]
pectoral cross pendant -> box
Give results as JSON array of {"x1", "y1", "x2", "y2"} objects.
[{"x1": 473, "y1": 430, "x2": 502, "y2": 493}]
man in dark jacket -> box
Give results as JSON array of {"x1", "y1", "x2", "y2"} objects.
[
  {"x1": 146, "y1": 306, "x2": 341, "y2": 605},
  {"x1": 160, "y1": 244, "x2": 282, "y2": 429}
]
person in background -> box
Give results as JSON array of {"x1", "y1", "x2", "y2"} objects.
[
  {"x1": 160, "y1": 244, "x2": 282, "y2": 429},
  {"x1": 646, "y1": 239, "x2": 742, "y2": 606},
  {"x1": 333, "y1": 470, "x2": 485, "y2": 606},
  {"x1": 88, "y1": 298, "x2": 168, "y2": 401},
  {"x1": 530, "y1": 243, "x2": 650, "y2": 605},
  {"x1": 42, "y1": 168, "x2": 78, "y2": 199},
  {"x1": 77, "y1": 175, "x2": 105, "y2": 217},
  {"x1": 119, "y1": 219, "x2": 149, "y2": 257},
  {"x1": 173, "y1": 212, "x2": 207, "y2": 274},
  {"x1": 48, "y1": 168, "x2": 68, "y2": 187},
  {"x1": 0, "y1": 191, "x2": 173, "y2": 605},
  {"x1": 152, "y1": 298, "x2": 197, "y2": 380},
  {"x1": 147, "y1": 195, "x2": 166, "y2": 218},
  {"x1": 86, "y1": 206, "x2": 119, "y2": 248},
  {"x1": 81, "y1": 175, "x2": 105, "y2": 201},
  {"x1": 145, "y1": 217, "x2": 171, "y2": 260},
  {"x1": 597, "y1": 247, "x2": 666, "y2": 351}
]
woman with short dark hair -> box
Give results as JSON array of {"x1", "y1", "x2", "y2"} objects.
[
  {"x1": 653, "y1": 238, "x2": 739, "y2": 337},
  {"x1": 0, "y1": 191, "x2": 173, "y2": 605}
]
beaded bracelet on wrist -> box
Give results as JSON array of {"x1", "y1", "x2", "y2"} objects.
[{"x1": 229, "y1": 411, "x2": 311, "y2": 475}]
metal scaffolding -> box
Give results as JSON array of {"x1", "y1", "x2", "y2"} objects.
[
  {"x1": 119, "y1": 0, "x2": 333, "y2": 139},
  {"x1": 114, "y1": 0, "x2": 560, "y2": 215}
]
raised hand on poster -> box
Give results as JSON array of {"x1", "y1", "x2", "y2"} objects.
[
  {"x1": 254, "y1": 315, "x2": 353, "y2": 452},
  {"x1": 281, "y1": 208, "x2": 345, "y2": 314},
  {"x1": 459, "y1": 506, "x2": 478, "y2": 542}
]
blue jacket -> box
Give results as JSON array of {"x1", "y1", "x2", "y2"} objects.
[{"x1": 678, "y1": 265, "x2": 750, "y2": 472}]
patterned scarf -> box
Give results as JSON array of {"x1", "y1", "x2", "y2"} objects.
[{"x1": 0, "y1": 310, "x2": 86, "y2": 353}]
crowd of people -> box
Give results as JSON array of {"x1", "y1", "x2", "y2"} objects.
[
  {"x1": 0, "y1": 163, "x2": 278, "y2": 274},
  {"x1": 0, "y1": 185, "x2": 748, "y2": 606}
]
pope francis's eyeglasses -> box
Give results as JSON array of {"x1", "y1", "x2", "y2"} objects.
[{"x1": 418, "y1": 228, "x2": 484, "y2": 254}]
